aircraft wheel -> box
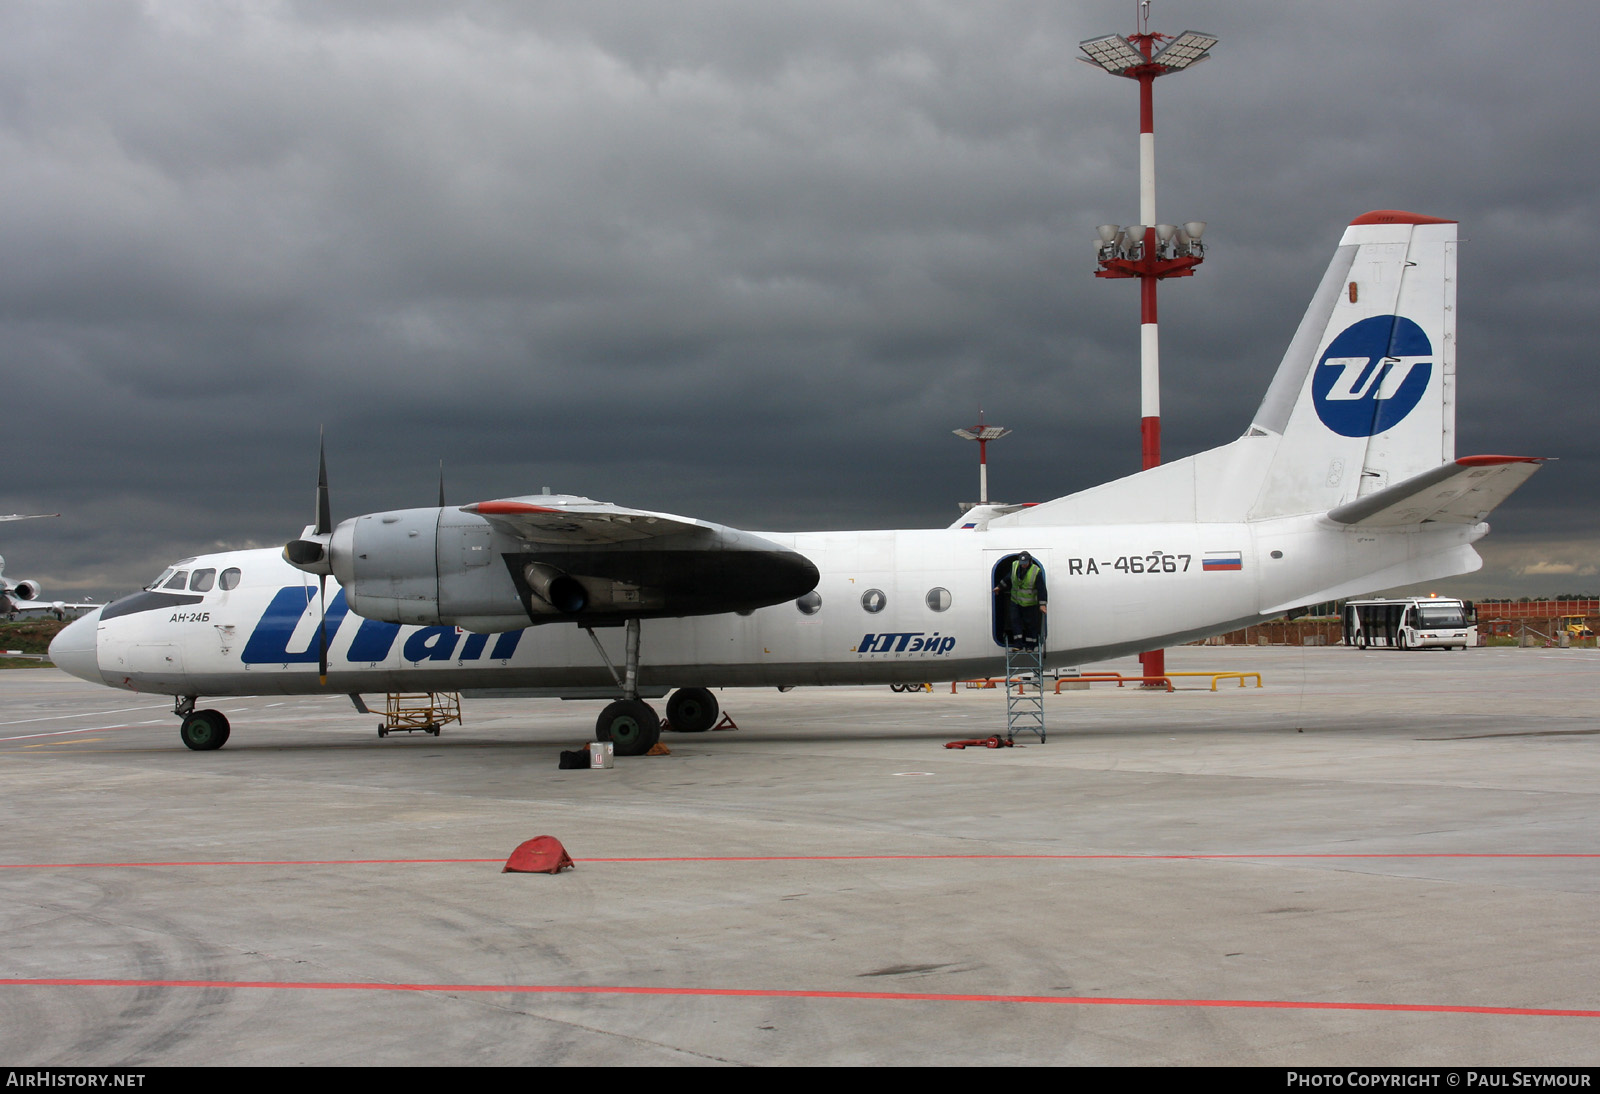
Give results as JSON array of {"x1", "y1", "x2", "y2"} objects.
[
  {"x1": 596, "y1": 699, "x2": 661, "y2": 756},
  {"x1": 180, "y1": 709, "x2": 231, "y2": 751},
  {"x1": 665, "y1": 687, "x2": 718, "y2": 733}
]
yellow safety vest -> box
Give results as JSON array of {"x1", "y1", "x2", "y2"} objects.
[{"x1": 1010, "y1": 560, "x2": 1040, "y2": 607}]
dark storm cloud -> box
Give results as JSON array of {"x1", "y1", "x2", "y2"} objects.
[{"x1": 1, "y1": 0, "x2": 1595, "y2": 601}]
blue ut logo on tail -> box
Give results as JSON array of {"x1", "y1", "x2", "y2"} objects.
[{"x1": 1313, "y1": 316, "x2": 1433, "y2": 438}]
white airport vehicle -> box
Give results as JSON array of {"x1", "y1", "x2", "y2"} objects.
[
  {"x1": 51, "y1": 211, "x2": 1544, "y2": 754},
  {"x1": 1342, "y1": 596, "x2": 1476, "y2": 651}
]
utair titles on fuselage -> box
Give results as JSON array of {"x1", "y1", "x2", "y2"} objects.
[{"x1": 52, "y1": 212, "x2": 1544, "y2": 755}]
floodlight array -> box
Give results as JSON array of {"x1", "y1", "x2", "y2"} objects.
[
  {"x1": 1150, "y1": 31, "x2": 1217, "y2": 71},
  {"x1": 1078, "y1": 33, "x2": 1146, "y2": 75}
]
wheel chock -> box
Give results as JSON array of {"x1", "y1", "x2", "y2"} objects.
[
  {"x1": 712, "y1": 713, "x2": 739, "y2": 731},
  {"x1": 944, "y1": 736, "x2": 1014, "y2": 750},
  {"x1": 646, "y1": 741, "x2": 672, "y2": 755},
  {"x1": 504, "y1": 835, "x2": 575, "y2": 874}
]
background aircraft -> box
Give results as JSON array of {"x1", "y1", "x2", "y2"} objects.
[{"x1": 1, "y1": 514, "x2": 97, "y2": 619}]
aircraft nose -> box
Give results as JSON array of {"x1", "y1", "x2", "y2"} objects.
[{"x1": 49, "y1": 608, "x2": 103, "y2": 684}]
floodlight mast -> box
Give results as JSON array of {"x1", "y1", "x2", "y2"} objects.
[
  {"x1": 952, "y1": 414, "x2": 1011, "y2": 507},
  {"x1": 1080, "y1": 4, "x2": 1217, "y2": 683}
]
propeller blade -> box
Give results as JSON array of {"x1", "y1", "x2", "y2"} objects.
[
  {"x1": 315, "y1": 431, "x2": 332, "y2": 537},
  {"x1": 438, "y1": 460, "x2": 445, "y2": 508}
]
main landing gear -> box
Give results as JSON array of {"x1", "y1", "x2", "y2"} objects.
[
  {"x1": 175, "y1": 696, "x2": 231, "y2": 751},
  {"x1": 664, "y1": 686, "x2": 719, "y2": 733},
  {"x1": 585, "y1": 619, "x2": 661, "y2": 757},
  {"x1": 582, "y1": 622, "x2": 724, "y2": 753}
]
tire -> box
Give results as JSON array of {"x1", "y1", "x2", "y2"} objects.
[
  {"x1": 665, "y1": 687, "x2": 718, "y2": 733},
  {"x1": 596, "y1": 699, "x2": 661, "y2": 756},
  {"x1": 180, "y1": 709, "x2": 231, "y2": 751},
  {"x1": 1397, "y1": 631, "x2": 1410, "y2": 652}
]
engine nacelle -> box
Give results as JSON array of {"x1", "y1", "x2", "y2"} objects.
[
  {"x1": 329, "y1": 507, "x2": 528, "y2": 631},
  {"x1": 317, "y1": 501, "x2": 819, "y2": 633},
  {"x1": 9, "y1": 579, "x2": 41, "y2": 603}
]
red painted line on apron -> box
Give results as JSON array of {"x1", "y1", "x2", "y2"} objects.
[
  {"x1": 3, "y1": 852, "x2": 1596, "y2": 869},
  {"x1": 1, "y1": 978, "x2": 1595, "y2": 1018}
]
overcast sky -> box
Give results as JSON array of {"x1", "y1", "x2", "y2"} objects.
[{"x1": 3, "y1": 0, "x2": 1596, "y2": 604}]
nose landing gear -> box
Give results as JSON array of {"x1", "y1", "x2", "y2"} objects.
[{"x1": 175, "y1": 697, "x2": 231, "y2": 751}]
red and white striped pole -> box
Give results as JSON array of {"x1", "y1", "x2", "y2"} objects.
[
  {"x1": 1137, "y1": 52, "x2": 1161, "y2": 476},
  {"x1": 1135, "y1": 37, "x2": 1164, "y2": 683},
  {"x1": 1080, "y1": 16, "x2": 1219, "y2": 686}
]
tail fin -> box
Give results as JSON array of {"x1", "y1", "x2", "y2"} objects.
[
  {"x1": 1247, "y1": 210, "x2": 1456, "y2": 519},
  {"x1": 1001, "y1": 211, "x2": 1465, "y2": 530}
]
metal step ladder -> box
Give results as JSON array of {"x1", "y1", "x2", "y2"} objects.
[{"x1": 1004, "y1": 643, "x2": 1045, "y2": 742}]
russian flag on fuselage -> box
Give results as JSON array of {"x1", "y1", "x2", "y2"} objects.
[{"x1": 1202, "y1": 551, "x2": 1243, "y2": 572}]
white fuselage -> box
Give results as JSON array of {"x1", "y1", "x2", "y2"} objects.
[{"x1": 55, "y1": 515, "x2": 1485, "y2": 699}]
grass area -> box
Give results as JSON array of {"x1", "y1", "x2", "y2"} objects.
[{"x1": 0, "y1": 618, "x2": 68, "y2": 666}]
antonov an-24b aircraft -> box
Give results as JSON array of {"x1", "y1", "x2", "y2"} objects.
[{"x1": 51, "y1": 212, "x2": 1543, "y2": 755}]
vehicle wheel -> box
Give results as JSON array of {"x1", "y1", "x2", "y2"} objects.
[
  {"x1": 596, "y1": 699, "x2": 661, "y2": 756},
  {"x1": 665, "y1": 687, "x2": 718, "y2": 733},
  {"x1": 180, "y1": 709, "x2": 230, "y2": 751},
  {"x1": 378, "y1": 725, "x2": 388, "y2": 738},
  {"x1": 1397, "y1": 632, "x2": 1410, "y2": 651}
]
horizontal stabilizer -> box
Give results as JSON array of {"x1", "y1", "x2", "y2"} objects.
[{"x1": 1325, "y1": 456, "x2": 1546, "y2": 528}]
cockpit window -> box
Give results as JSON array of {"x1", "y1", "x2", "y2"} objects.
[
  {"x1": 146, "y1": 568, "x2": 175, "y2": 591},
  {"x1": 189, "y1": 569, "x2": 216, "y2": 593},
  {"x1": 219, "y1": 568, "x2": 242, "y2": 591},
  {"x1": 163, "y1": 571, "x2": 190, "y2": 591}
]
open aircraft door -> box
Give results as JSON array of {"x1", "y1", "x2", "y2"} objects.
[{"x1": 985, "y1": 549, "x2": 1049, "y2": 650}]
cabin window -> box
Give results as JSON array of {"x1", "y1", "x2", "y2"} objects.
[
  {"x1": 926, "y1": 587, "x2": 951, "y2": 612},
  {"x1": 219, "y1": 568, "x2": 242, "y2": 590},
  {"x1": 861, "y1": 589, "x2": 886, "y2": 614},
  {"x1": 796, "y1": 591, "x2": 822, "y2": 615},
  {"x1": 189, "y1": 569, "x2": 216, "y2": 592}
]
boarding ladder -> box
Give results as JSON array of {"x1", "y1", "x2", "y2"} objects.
[{"x1": 1004, "y1": 644, "x2": 1045, "y2": 742}]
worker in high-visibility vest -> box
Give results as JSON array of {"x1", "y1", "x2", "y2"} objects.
[{"x1": 994, "y1": 551, "x2": 1047, "y2": 649}]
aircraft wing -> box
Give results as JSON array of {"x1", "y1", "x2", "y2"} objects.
[
  {"x1": 461, "y1": 495, "x2": 714, "y2": 545},
  {"x1": 6, "y1": 598, "x2": 98, "y2": 616},
  {"x1": 0, "y1": 513, "x2": 59, "y2": 522},
  {"x1": 1325, "y1": 456, "x2": 1547, "y2": 528}
]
